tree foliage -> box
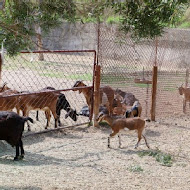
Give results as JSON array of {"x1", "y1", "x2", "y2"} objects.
[
  {"x1": 113, "y1": 0, "x2": 189, "y2": 39},
  {"x1": 0, "y1": 0, "x2": 76, "y2": 55},
  {"x1": 0, "y1": 0, "x2": 189, "y2": 55}
]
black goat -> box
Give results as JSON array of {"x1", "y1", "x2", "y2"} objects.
[
  {"x1": 36, "y1": 87, "x2": 78, "y2": 126},
  {"x1": 56, "y1": 93, "x2": 78, "y2": 126},
  {"x1": 0, "y1": 111, "x2": 33, "y2": 160}
]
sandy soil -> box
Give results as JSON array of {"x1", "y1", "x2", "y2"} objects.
[{"x1": 1, "y1": 113, "x2": 190, "y2": 190}]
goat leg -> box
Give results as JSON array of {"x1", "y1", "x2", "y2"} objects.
[
  {"x1": 142, "y1": 135, "x2": 150, "y2": 149},
  {"x1": 135, "y1": 135, "x2": 142, "y2": 149},
  {"x1": 54, "y1": 118, "x2": 58, "y2": 128},
  {"x1": 36, "y1": 111, "x2": 39, "y2": 121},
  {"x1": 45, "y1": 110, "x2": 51, "y2": 129},
  {"x1": 108, "y1": 131, "x2": 118, "y2": 148},
  {"x1": 56, "y1": 109, "x2": 61, "y2": 126},
  {"x1": 23, "y1": 110, "x2": 31, "y2": 131},
  {"x1": 108, "y1": 137, "x2": 110, "y2": 148},
  {"x1": 183, "y1": 99, "x2": 187, "y2": 113},
  {"x1": 118, "y1": 134, "x2": 122, "y2": 148},
  {"x1": 27, "y1": 122, "x2": 31, "y2": 131},
  {"x1": 57, "y1": 115, "x2": 61, "y2": 126},
  {"x1": 14, "y1": 143, "x2": 20, "y2": 161}
]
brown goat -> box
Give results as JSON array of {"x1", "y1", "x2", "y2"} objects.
[
  {"x1": 73, "y1": 80, "x2": 114, "y2": 116},
  {"x1": 96, "y1": 113, "x2": 149, "y2": 149},
  {"x1": 17, "y1": 91, "x2": 60, "y2": 131},
  {"x1": 178, "y1": 85, "x2": 190, "y2": 113},
  {"x1": 112, "y1": 95, "x2": 127, "y2": 116},
  {"x1": 0, "y1": 90, "x2": 20, "y2": 113}
]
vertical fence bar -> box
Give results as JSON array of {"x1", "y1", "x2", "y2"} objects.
[
  {"x1": 93, "y1": 65, "x2": 101, "y2": 127},
  {"x1": 151, "y1": 66, "x2": 158, "y2": 121},
  {"x1": 151, "y1": 39, "x2": 158, "y2": 121},
  {"x1": 0, "y1": 53, "x2": 2, "y2": 85}
]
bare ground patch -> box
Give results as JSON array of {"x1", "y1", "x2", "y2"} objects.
[{"x1": 1, "y1": 114, "x2": 190, "y2": 190}]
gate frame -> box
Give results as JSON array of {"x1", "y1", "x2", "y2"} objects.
[{"x1": 0, "y1": 50, "x2": 97, "y2": 135}]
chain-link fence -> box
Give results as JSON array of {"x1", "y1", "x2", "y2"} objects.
[
  {"x1": 1, "y1": 24, "x2": 190, "y2": 127},
  {"x1": 0, "y1": 50, "x2": 96, "y2": 134},
  {"x1": 98, "y1": 24, "x2": 190, "y2": 119}
]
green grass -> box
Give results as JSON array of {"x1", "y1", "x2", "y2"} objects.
[
  {"x1": 106, "y1": 16, "x2": 120, "y2": 24},
  {"x1": 65, "y1": 73, "x2": 92, "y2": 81},
  {"x1": 39, "y1": 72, "x2": 64, "y2": 78},
  {"x1": 101, "y1": 74, "x2": 131, "y2": 83},
  {"x1": 128, "y1": 165, "x2": 143, "y2": 172},
  {"x1": 102, "y1": 74, "x2": 152, "y2": 88},
  {"x1": 39, "y1": 72, "x2": 92, "y2": 80},
  {"x1": 138, "y1": 149, "x2": 173, "y2": 167},
  {"x1": 162, "y1": 86, "x2": 177, "y2": 92},
  {"x1": 134, "y1": 83, "x2": 152, "y2": 88},
  {"x1": 178, "y1": 21, "x2": 190, "y2": 28}
]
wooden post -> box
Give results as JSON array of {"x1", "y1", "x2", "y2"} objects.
[
  {"x1": 0, "y1": 53, "x2": 2, "y2": 85},
  {"x1": 93, "y1": 65, "x2": 101, "y2": 127},
  {"x1": 151, "y1": 66, "x2": 158, "y2": 121}
]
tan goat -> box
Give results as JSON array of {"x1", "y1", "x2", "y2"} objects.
[
  {"x1": 96, "y1": 113, "x2": 149, "y2": 149},
  {"x1": 0, "y1": 89, "x2": 20, "y2": 113},
  {"x1": 17, "y1": 91, "x2": 60, "y2": 131},
  {"x1": 73, "y1": 80, "x2": 115, "y2": 116},
  {"x1": 178, "y1": 85, "x2": 190, "y2": 113},
  {"x1": 112, "y1": 95, "x2": 127, "y2": 116}
]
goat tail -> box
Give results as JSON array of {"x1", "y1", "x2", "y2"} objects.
[{"x1": 24, "y1": 117, "x2": 33, "y2": 123}]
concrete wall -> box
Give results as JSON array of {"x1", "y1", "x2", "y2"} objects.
[{"x1": 42, "y1": 22, "x2": 97, "y2": 51}]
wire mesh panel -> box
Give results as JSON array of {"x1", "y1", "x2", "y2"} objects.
[
  {"x1": 98, "y1": 24, "x2": 190, "y2": 119},
  {"x1": 0, "y1": 50, "x2": 96, "y2": 133},
  {"x1": 98, "y1": 24, "x2": 154, "y2": 118},
  {"x1": 155, "y1": 29, "x2": 190, "y2": 117}
]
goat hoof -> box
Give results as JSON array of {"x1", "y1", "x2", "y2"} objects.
[{"x1": 14, "y1": 156, "x2": 19, "y2": 161}]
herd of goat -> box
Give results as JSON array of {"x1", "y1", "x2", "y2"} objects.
[{"x1": 0, "y1": 80, "x2": 187, "y2": 161}]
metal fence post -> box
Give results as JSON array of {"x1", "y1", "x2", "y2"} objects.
[
  {"x1": 151, "y1": 66, "x2": 158, "y2": 121},
  {"x1": 151, "y1": 39, "x2": 158, "y2": 121},
  {"x1": 0, "y1": 53, "x2": 2, "y2": 85},
  {"x1": 93, "y1": 65, "x2": 101, "y2": 127}
]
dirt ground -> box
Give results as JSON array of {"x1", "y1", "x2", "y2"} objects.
[{"x1": 1, "y1": 113, "x2": 190, "y2": 190}]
